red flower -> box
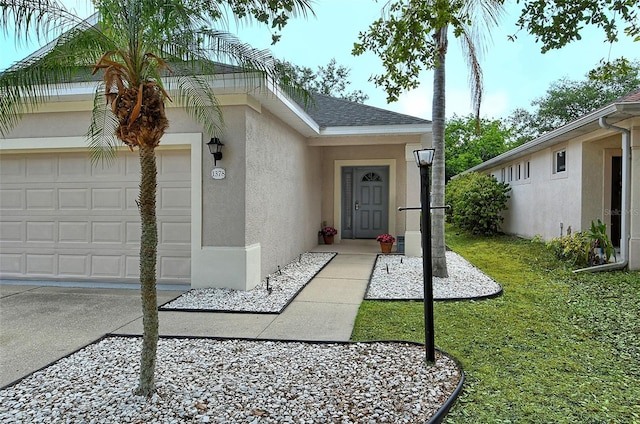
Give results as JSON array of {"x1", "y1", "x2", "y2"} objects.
[{"x1": 376, "y1": 233, "x2": 395, "y2": 243}]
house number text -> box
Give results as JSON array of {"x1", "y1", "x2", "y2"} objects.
[{"x1": 211, "y1": 168, "x2": 226, "y2": 180}]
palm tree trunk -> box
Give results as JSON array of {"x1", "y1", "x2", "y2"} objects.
[
  {"x1": 136, "y1": 144, "x2": 159, "y2": 397},
  {"x1": 431, "y1": 26, "x2": 449, "y2": 278}
]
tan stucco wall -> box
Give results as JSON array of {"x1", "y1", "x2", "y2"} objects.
[
  {"x1": 2, "y1": 111, "x2": 93, "y2": 138},
  {"x1": 245, "y1": 107, "x2": 322, "y2": 278},
  {"x1": 498, "y1": 140, "x2": 583, "y2": 240},
  {"x1": 199, "y1": 106, "x2": 248, "y2": 247}
]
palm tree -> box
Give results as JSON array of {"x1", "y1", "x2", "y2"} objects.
[
  {"x1": 354, "y1": 0, "x2": 504, "y2": 277},
  {"x1": 0, "y1": 0, "x2": 311, "y2": 397}
]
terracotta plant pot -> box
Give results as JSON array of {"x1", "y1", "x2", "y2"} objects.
[
  {"x1": 380, "y1": 242, "x2": 393, "y2": 253},
  {"x1": 323, "y1": 235, "x2": 334, "y2": 245}
]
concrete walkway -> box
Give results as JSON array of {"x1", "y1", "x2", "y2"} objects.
[
  {"x1": 0, "y1": 240, "x2": 379, "y2": 387},
  {"x1": 113, "y1": 252, "x2": 375, "y2": 341}
]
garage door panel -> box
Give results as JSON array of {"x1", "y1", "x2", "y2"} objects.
[
  {"x1": 0, "y1": 156, "x2": 25, "y2": 179},
  {"x1": 158, "y1": 151, "x2": 190, "y2": 179},
  {"x1": 160, "y1": 187, "x2": 190, "y2": 211},
  {"x1": 0, "y1": 221, "x2": 23, "y2": 242},
  {"x1": 1, "y1": 253, "x2": 23, "y2": 273},
  {"x1": 92, "y1": 222, "x2": 124, "y2": 243},
  {"x1": 59, "y1": 188, "x2": 90, "y2": 209},
  {"x1": 91, "y1": 255, "x2": 123, "y2": 277},
  {"x1": 59, "y1": 222, "x2": 89, "y2": 242},
  {"x1": 92, "y1": 188, "x2": 124, "y2": 209},
  {"x1": 125, "y1": 154, "x2": 141, "y2": 176},
  {"x1": 26, "y1": 254, "x2": 55, "y2": 275},
  {"x1": 27, "y1": 222, "x2": 56, "y2": 242},
  {"x1": 58, "y1": 255, "x2": 89, "y2": 276},
  {"x1": 91, "y1": 160, "x2": 123, "y2": 178},
  {"x1": 126, "y1": 222, "x2": 141, "y2": 243},
  {"x1": 26, "y1": 157, "x2": 55, "y2": 178},
  {"x1": 58, "y1": 155, "x2": 89, "y2": 179},
  {"x1": 0, "y1": 150, "x2": 191, "y2": 284},
  {"x1": 0, "y1": 189, "x2": 24, "y2": 209},
  {"x1": 159, "y1": 256, "x2": 191, "y2": 279},
  {"x1": 161, "y1": 222, "x2": 190, "y2": 245},
  {"x1": 126, "y1": 188, "x2": 139, "y2": 210},
  {"x1": 26, "y1": 189, "x2": 55, "y2": 209}
]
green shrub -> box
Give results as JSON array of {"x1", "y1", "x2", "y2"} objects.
[
  {"x1": 445, "y1": 172, "x2": 511, "y2": 235},
  {"x1": 546, "y1": 232, "x2": 590, "y2": 266}
]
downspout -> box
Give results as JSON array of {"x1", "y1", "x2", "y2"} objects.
[{"x1": 574, "y1": 116, "x2": 631, "y2": 273}]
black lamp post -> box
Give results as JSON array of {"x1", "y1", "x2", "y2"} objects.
[{"x1": 413, "y1": 148, "x2": 436, "y2": 363}]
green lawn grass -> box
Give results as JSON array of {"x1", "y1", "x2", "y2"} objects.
[{"x1": 351, "y1": 227, "x2": 640, "y2": 423}]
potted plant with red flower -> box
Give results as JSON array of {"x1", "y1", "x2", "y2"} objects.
[
  {"x1": 319, "y1": 226, "x2": 337, "y2": 244},
  {"x1": 376, "y1": 233, "x2": 396, "y2": 253}
]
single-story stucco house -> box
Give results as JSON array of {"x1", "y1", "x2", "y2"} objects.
[
  {"x1": 465, "y1": 88, "x2": 640, "y2": 271},
  {"x1": 0, "y1": 69, "x2": 432, "y2": 289}
]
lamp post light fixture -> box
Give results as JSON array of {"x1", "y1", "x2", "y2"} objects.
[
  {"x1": 414, "y1": 148, "x2": 436, "y2": 363},
  {"x1": 207, "y1": 137, "x2": 224, "y2": 166}
]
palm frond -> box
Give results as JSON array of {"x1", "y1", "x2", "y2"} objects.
[
  {"x1": 0, "y1": 10, "x2": 110, "y2": 136},
  {"x1": 166, "y1": 71, "x2": 224, "y2": 138},
  {"x1": 87, "y1": 85, "x2": 119, "y2": 165},
  {"x1": 0, "y1": 0, "x2": 90, "y2": 47}
]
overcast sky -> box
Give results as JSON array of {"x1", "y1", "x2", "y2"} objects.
[{"x1": 1, "y1": 0, "x2": 637, "y2": 120}]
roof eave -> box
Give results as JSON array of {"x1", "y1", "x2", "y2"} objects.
[
  {"x1": 465, "y1": 102, "x2": 640, "y2": 173},
  {"x1": 317, "y1": 123, "x2": 431, "y2": 137}
]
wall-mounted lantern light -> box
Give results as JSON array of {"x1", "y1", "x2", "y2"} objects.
[
  {"x1": 414, "y1": 148, "x2": 436, "y2": 364},
  {"x1": 207, "y1": 137, "x2": 224, "y2": 166}
]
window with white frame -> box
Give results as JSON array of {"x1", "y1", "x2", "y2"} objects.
[
  {"x1": 516, "y1": 163, "x2": 522, "y2": 181},
  {"x1": 500, "y1": 168, "x2": 505, "y2": 182},
  {"x1": 508, "y1": 166, "x2": 513, "y2": 182},
  {"x1": 554, "y1": 149, "x2": 566, "y2": 173},
  {"x1": 524, "y1": 161, "x2": 531, "y2": 179}
]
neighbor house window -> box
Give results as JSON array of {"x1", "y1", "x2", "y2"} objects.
[
  {"x1": 500, "y1": 168, "x2": 505, "y2": 182},
  {"x1": 524, "y1": 161, "x2": 531, "y2": 179},
  {"x1": 554, "y1": 149, "x2": 566, "y2": 173},
  {"x1": 508, "y1": 166, "x2": 513, "y2": 182},
  {"x1": 516, "y1": 163, "x2": 522, "y2": 181}
]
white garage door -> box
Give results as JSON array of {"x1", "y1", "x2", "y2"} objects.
[{"x1": 0, "y1": 149, "x2": 191, "y2": 284}]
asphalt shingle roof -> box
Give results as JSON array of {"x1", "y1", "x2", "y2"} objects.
[{"x1": 302, "y1": 92, "x2": 431, "y2": 128}]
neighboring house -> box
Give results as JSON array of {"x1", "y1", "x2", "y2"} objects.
[
  {"x1": 465, "y1": 88, "x2": 640, "y2": 270},
  {"x1": 0, "y1": 71, "x2": 432, "y2": 289}
]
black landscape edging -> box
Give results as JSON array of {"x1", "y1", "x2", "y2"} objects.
[
  {"x1": 157, "y1": 252, "x2": 337, "y2": 314},
  {"x1": 0, "y1": 334, "x2": 110, "y2": 391},
  {"x1": 427, "y1": 362, "x2": 465, "y2": 424},
  {"x1": 365, "y1": 253, "x2": 504, "y2": 302},
  {"x1": 364, "y1": 283, "x2": 504, "y2": 302}
]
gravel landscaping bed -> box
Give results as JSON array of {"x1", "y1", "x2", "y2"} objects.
[
  {"x1": 367, "y1": 251, "x2": 502, "y2": 300},
  {"x1": 160, "y1": 252, "x2": 336, "y2": 313},
  {"x1": 0, "y1": 336, "x2": 462, "y2": 423}
]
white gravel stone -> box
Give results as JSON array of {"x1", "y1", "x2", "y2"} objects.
[
  {"x1": 161, "y1": 252, "x2": 336, "y2": 313},
  {"x1": 0, "y1": 337, "x2": 462, "y2": 423},
  {"x1": 367, "y1": 250, "x2": 502, "y2": 300}
]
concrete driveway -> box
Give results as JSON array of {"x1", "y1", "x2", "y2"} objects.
[{"x1": 0, "y1": 284, "x2": 184, "y2": 387}]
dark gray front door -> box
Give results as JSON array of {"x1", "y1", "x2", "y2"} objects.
[{"x1": 341, "y1": 166, "x2": 389, "y2": 239}]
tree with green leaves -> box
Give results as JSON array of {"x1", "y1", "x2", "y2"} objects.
[
  {"x1": 508, "y1": 58, "x2": 640, "y2": 142},
  {"x1": 353, "y1": 0, "x2": 504, "y2": 278},
  {"x1": 445, "y1": 114, "x2": 516, "y2": 181},
  {"x1": 276, "y1": 58, "x2": 369, "y2": 103},
  {"x1": 514, "y1": 0, "x2": 640, "y2": 53},
  {"x1": 0, "y1": 0, "x2": 311, "y2": 397}
]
